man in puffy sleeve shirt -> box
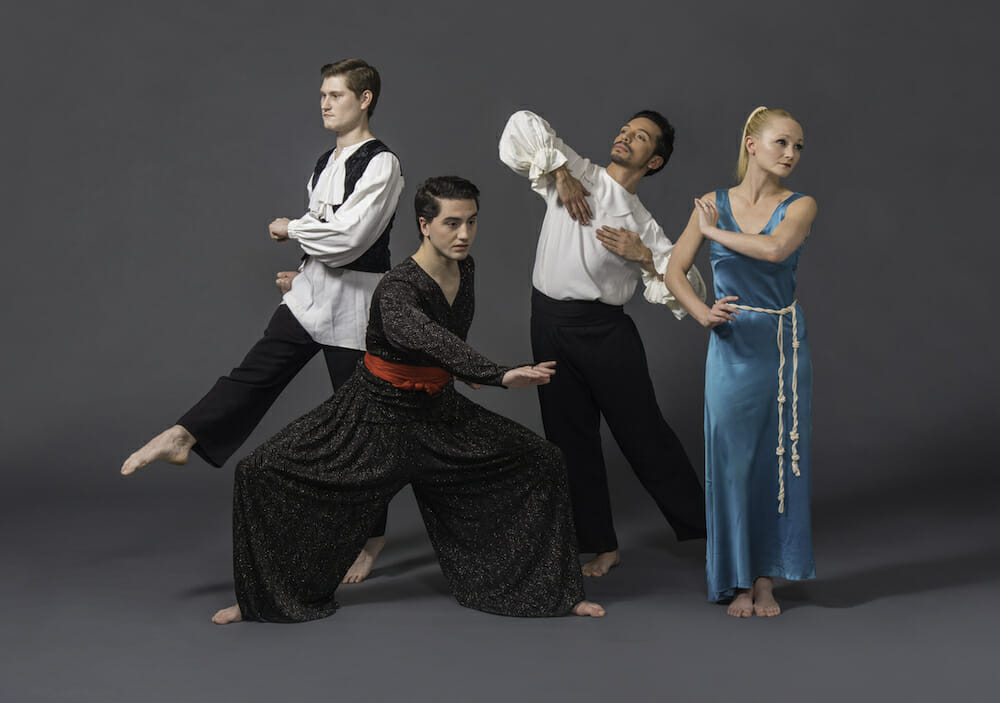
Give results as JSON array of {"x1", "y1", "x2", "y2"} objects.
[
  {"x1": 122, "y1": 59, "x2": 402, "y2": 581},
  {"x1": 499, "y1": 110, "x2": 707, "y2": 576}
]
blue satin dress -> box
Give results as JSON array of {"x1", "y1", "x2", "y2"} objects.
[{"x1": 704, "y1": 189, "x2": 815, "y2": 602}]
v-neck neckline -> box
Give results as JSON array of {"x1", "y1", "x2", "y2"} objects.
[
  {"x1": 409, "y1": 257, "x2": 462, "y2": 309},
  {"x1": 725, "y1": 189, "x2": 796, "y2": 234}
]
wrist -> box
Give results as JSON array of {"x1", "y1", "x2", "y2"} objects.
[
  {"x1": 639, "y1": 255, "x2": 657, "y2": 274},
  {"x1": 694, "y1": 305, "x2": 713, "y2": 326},
  {"x1": 640, "y1": 247, "x2": 656, "y2": 271}
]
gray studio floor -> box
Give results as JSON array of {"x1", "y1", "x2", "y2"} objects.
[{"x1": 2, "y1": 462, "x2": 998, "y2": 703}]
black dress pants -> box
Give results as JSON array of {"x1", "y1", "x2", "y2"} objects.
[
  {"x1": 530, "y1": 289, "x2": 707, "y2": 554},
  {"x1": 176, "y1": 304, "x2": 387, "y2": 536}
]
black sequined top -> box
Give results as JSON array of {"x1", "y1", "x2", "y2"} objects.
[{"x1": 365, "y1": 257, "x2": 511, "y2": 386}]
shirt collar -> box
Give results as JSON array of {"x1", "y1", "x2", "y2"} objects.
[{"x1": 598, "y1": 168, "x2": 652, "y2": 222}]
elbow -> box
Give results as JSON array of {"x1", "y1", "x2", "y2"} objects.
[
  {"x1": 663, "y1": 263, "x2": 685, "y2": 291},
  {"x1": 763, "y1": 243, "x2": 789, "y2": 263},
  {"x1": 509, "y1": 109, "x2": 536, "y2": 123},
  {"x1": 662, "y1": 271, "x2": 680, "y2": 293}
]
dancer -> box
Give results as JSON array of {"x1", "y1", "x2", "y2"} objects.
[
  {"x1": 664, "y1": 107, "x2": 817, "y2": 617},
  {"x1": 120, "y1": 59, "x2": 403, "y2": 582},
  {"x1": 499, "y1": 110, "x2": 708, "y2": 577},
  {"x1": 206, "y1": 176, "x2": 603, "y2": 624}
]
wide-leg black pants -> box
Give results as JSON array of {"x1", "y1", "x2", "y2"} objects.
[
  {"x1": 530, "y1": 289, "x2": 707, "y2": 554},
  {"x1": 232, "y1": 366, "x2": 586, "y2": 623}
]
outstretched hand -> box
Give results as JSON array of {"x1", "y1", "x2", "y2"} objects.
[
  {"x1": 699, "y1": 295, "x2": 740, "y2": 329},
  {"x1": 555, "y1": 167, "x2": 592, "y2": 225},
  {"x1": 694, "y1": 198, "x2": 719, "y2": 235},
  {"x1": 502, "y1": 361, "x2": 557, "y2": 389}
]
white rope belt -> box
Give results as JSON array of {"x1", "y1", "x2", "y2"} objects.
[{"x1": 729, "y1": 300, "x2": 800, "y2": 514}]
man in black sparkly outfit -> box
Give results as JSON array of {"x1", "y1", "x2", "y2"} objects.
[{"x1": 208, "y1": 177, "x2": 604, "y2": 624}]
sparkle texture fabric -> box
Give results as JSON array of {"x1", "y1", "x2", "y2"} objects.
[{"x1": 233, "y1": 257, "x2": 586, "y2": 622}]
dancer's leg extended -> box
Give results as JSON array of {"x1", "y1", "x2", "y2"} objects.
[{"x1": 122, "y1": 306, "x2": 321, "y2": 475}]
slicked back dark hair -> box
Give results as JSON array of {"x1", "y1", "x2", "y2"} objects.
[
  {"x1": 630, "y1": 109, "x2": 674, "y2": 176},
  {"x1": 321, "y1": 59, "x2": 381, "y2": 117},
  {"x1": 414, "y1": 176, "x2": 480, "y2": 239}
]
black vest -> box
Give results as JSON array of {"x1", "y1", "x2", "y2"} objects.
[{"x1": 309, "y1": 139, "x2": 396, "y2": 273}]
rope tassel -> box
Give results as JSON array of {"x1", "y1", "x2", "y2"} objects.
[{"x1": 730, "y1": 300, "x2": 801, "y2": 513}]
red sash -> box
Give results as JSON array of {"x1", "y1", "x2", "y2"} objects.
[{"x1": 364, "y1": 353, "x2": 452, "y2": 394}]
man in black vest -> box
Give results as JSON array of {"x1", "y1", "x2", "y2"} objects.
[{"x1": 121, "y1": 59, "x2": 403, "y2": 582}]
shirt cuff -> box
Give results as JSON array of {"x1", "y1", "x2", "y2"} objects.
[
  {"x1": 528, "y1": 147, "x2": 569, "y2": 183},
  {"x1": 285, "y1": 218, "x2": 302, "y2": 240},
  {"x1": 642, "y1": 249, "x2": 707, "y2": 320}
]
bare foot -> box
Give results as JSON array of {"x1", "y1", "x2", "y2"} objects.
[
  {"x1": 120, "y1": 425, "x2": 196, "y2": 476},
  {"x1": 572, "y1": 600, "x2": 606, "y2": 617},
  {"x1": 342, "y1": 536, "x2": 386, "y2": 584},
  {"x1": 211, "y1": 604, "x2": 243, "y2": 625},
  {"x1": 752, "y1": 577, "x2": 781, "y2": 617},
  {"x1": 727, "y1": 589, "x2": 753, "y2": 617},
  {"x1": 581, "y1": 550, "x2": 620, "y2": 578}
]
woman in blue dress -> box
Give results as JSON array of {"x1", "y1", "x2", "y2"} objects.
[{"x1": 665, "y1": 107, "x2": 818, "y2": 617}]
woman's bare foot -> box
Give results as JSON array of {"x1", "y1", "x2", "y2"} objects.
[
  {"x1": 581, "y1": 550, "x2": 620, "y2": 577},
  {"x1": 752, "y1": 577, "x2": 781, "y2": 617},
  {"x1": 572, "y1": 600, "x2": 606, "y2": 617},
  {"x1": 120, "y1": 425, "x2": 196, "y2": 476},
  {"x1": 211, "y1": 604, "x2": 243, "y2": 625},
  {"x1": 342, "y1": 536, "x2": 386, "y2": 584},
  {"x1": 727, "y1": 589, "x2": 753, "y2": 617}
]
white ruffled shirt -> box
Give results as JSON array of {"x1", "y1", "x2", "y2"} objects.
[
  {"x1": 498, "y1": 111, "x2": 704, "y2": 317},
  {"x1": 283, "y1": 138, "x2": 404, "y2": 348}
]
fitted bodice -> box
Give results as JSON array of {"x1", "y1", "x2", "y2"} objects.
[{"x1": 710, "y1": 189, "x2": 805, "y2": 309}]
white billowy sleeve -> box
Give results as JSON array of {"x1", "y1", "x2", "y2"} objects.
[
  {"x1": 286, "y1": 152, "x2": 404, "y2": 267},
  {"x1": 498, "y1": 110, "x2": 589, "y2": 195},
  {"x1": 642, "y1": 228, "x2": 707, "y2": 320}
]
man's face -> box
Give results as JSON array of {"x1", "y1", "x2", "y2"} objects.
[
  {"x1": 320, "y1": 75, "x2": 368, "y2": 133},
  {"x1": 419, "y1": 198, "x2": 478, "y2": 261},
  {"x1": 609, "y1": 117, "x2": 663, "y2": 174}
]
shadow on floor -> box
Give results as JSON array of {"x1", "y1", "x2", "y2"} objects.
[{"x1": 780, "y1": 546, "x2": 1000, "y2": 609}]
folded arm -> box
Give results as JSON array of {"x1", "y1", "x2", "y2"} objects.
[
  {"x1": 696, "y1": 195, "x2": 817, "y2": 263},
  {"x1": 285, "y1": 152, "x2": 403, "y2": 267},
  {"x1": 499, "y1": 110, "x2": 594, "y2": 222}
]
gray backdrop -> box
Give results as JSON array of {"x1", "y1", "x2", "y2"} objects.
[{"x1": 2, "y1": 1, "x2": 997, "y2": 701}]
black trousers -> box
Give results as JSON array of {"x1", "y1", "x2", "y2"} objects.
[
  {"x1": 234, "y1": 367, "x2": 585, "y2": 622},
  {"x1": 530, "y1": 289, "x2": 707, "y2": 554},
  {"x1": 177, "y1": 304, "x2": 387, "y2": 537}
]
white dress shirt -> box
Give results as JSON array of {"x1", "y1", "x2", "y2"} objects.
[
  {"x1": 283, "y1": 138, "x2": 404, "y2": 348},
  {"x1": 499, "y1": 111, "x2": 704, "y2": 317}
]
